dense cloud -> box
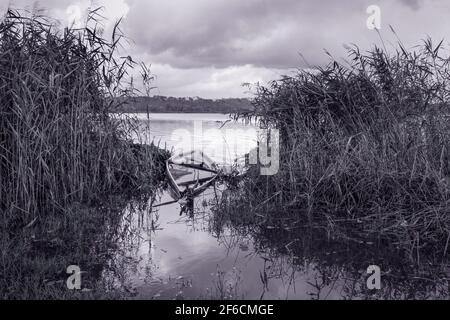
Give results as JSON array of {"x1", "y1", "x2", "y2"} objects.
[
  {"x1": 124, "y1": 0, "x2": 450, "y2": 70},
  {"x1": 2, "y1": 0, "x2": 449, "y2": 98}
]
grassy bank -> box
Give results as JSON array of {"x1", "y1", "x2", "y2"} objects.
[
  {"x1": 0, "y1": 10, "x2": 168, "y2": 298},
  {"x1": 216, "y1": 40, "x2": 450, "y2": 268}
]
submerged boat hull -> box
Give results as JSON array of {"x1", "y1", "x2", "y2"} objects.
[{"x1": 166, "y1": 150, "x2": 219, "y2": 200}]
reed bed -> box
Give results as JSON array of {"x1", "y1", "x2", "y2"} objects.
[
  {"x1": 227, "y1": 38, "x2": 450, "y2": 259},
  {"x1": 0, "y1": 9, "x2": 166, "y2": 226},
  {"x1": 0, "y1": 9, "x2": 167, "y2": 298}
]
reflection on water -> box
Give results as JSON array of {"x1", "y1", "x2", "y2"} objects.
[
  {"x1": 101, "y1": 114, "x2": 449, "y2": 299},
  {"x1": 102, "y1": 188, "x2": 450, "y2": 300},
  {"x1": 102, "y1": 190, "x2": 339, "y2": 299}
]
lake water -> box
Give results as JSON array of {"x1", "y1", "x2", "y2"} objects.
[
  {"x1": 102, "y1": 113, "x2": 449, "y2": 300},
  {"x1": 129, "y1": 113, "x2": 257, "y2": 166}
]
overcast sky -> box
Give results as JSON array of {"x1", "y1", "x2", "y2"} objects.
[{"x1": 2, "y1": 0, "x2": 450, "y2": 98}]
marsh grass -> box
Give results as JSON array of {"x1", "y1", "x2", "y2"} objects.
[
  {"x1": 0, "y1": 9, "x2": 168, "y2": 298},
  {"x1": 223, "y1": 38, "x2": 450, "y2": 264}
]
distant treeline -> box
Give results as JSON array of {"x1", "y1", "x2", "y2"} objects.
[{"x1": 114, "y1": 96, "x2": 254, "y2": 113}]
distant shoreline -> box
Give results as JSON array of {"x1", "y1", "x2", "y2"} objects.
[
  {"x1": 113, "y1": 95, "x2": 253, "y2": 114},
  {"x1": 114, "y1": 110, "x2": 232, "y2": 114}
]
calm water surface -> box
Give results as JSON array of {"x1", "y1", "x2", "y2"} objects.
[
  {"x1": 102, "y1": 113, "x2": 449, "y2": 300},
  {"x1": 130, "y1": 113, "x2": 256, "y2": 165}
]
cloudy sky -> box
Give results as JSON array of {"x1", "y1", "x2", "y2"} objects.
[{"x1": 2, "y1": 0, "x2": 450, "y2": 98}]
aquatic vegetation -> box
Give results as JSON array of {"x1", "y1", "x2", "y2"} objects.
[
  {"x1": 0, "y1": 8, "x2": 166, "y2": 222},
  {"x1": 0, "y1": 9, "x2": 168, "y2": 299},
  {"x1": 212, "y1": 37, "x2": 450, "y2": 297},
  {"x1": 235, "y1": 38, "x2": 450, "y2": 255}
]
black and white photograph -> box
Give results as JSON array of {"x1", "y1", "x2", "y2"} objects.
[{"x1": 0, "y1": 0, "x2": 449, "y2": 307}]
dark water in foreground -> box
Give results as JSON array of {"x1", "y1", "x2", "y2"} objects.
[
  {"x1": 101, "y1": 114, "x2": 449, "y2": 299},
  {"x1": 102, "y1": 190, "x2": 331, "y2": 299},
  {"x1": 101, "y1": 188, "x2": 449, "y2": 300}
]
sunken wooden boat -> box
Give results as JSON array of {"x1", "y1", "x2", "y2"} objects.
[{"x1": 166, "y1": 150, "x2": 219, "y2": 200}]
